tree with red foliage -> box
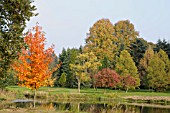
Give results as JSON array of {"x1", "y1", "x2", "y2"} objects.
[
  {"x1": 94, "y1": 68, "x2": 120, "y2": 91},
  {"x1": 120, "y1": 75, "x2": 136, "y2": 93}
]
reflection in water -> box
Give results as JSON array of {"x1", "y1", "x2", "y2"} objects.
[{"x1": 3, "y1": 101, "x2": 170, "y2": 113}]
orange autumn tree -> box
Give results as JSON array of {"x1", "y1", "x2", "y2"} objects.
[{"x1": 12, "y1": 24, "x2": 60, "y2": 91}]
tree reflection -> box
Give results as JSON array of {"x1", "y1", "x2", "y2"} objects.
[{"x1": 4, "y1": 101, "x2": 170, "y2": 113}]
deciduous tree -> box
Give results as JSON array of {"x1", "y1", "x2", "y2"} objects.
[
  {"x1": 139, "y1": 47, "x2": 154, "y2": 88},
  {"x1": 147, "y1": 49, "x2": 170, "y2": 91},
  {"x1": 84, "y1": 19, "x2": 118, "y2": 62},
  {"x1": 0, "y1": 0, "x2": 37, "y2": 88},
  {"x1": 115, "y1": 50, "x2": 140, "y2": 89},
  {"x1": 94, "y1": 68, "x2": 120, "y2": 90},
  {"x1": 120, "y1": 75, "x2": 136, "y2": 92},
  {"x1": 114, "y1": 20, "x2": 139, "y2": 50},
  {"x1": 147, "y1": 53, "x2": 166, "y2": 91},
  {"x1": 12, "y1": 25, "x2": 60, "y2": 106},
  {"x1": 70, "y1": 52, "x2": 101, "y2": 93}
]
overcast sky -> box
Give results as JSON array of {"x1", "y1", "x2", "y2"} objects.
[{"x1": 26, "y1": 0, "x2": 170, "y2": 55}]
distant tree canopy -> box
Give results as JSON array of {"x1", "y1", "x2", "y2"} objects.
[{"x1": 0, "y1": 0, "x2": 37, "y2": 88}]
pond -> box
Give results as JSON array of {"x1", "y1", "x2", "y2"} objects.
[{"x1": 1, "y1": 100, "x2": 170, "y2": 113}]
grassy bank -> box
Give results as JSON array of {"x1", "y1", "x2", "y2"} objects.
[{"x1": 2, "y1": 86, "x2": 170, "y2": 103}]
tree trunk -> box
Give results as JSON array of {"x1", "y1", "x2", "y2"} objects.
[
  {"x1": 78, "y1": 79, "x2": 81, "y2": 93},
  {"x1": 77, "y1": 103, "x2": 80, "y2": 112},
  {"x1": 92, "y1": 75, "x2": 96, "y2": 90},
  {"x1": 33, "y1": 89, "x2": 36, "y2": 108},
  {"x1": 126, "y1": 88, "x2": 128, "y2": 93}
]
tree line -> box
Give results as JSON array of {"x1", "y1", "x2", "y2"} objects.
[{"x1": 54, "y1": 19, "x2": 170, "y2": 92}]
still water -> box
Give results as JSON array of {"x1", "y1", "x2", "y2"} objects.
[{"x1": 2, "y1": 100, "x2": 170, "y2": 113}]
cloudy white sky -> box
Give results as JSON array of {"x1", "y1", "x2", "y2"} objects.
[{"x1": 26, "y1": 0, "x2": 170, "y2": 55}]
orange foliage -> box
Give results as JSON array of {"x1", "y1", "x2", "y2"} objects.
[{"x1": 12, "y1": 24, "x2": 61, "y2": 90}]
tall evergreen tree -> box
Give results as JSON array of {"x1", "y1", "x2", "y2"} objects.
[
  {"x1": 128, "y1": 38, "x2": 148, "y2": 67},
  {"x1": 66, "y1": 48, "x2": 79, "y2": 87},
  {"x1": 154, "y1": 39, "x2": 170, "y2": 59},
  {"x1": 57, "y1": 48, "x2": 79, "y2": 87}
]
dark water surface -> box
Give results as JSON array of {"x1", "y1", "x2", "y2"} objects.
[{"x1": 2, "y1": 100, "x2": 170, "y2": 113}]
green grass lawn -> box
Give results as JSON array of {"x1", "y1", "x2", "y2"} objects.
[
  {"x1": 6, "y1": 86, "x2": 170, "y2": 97},
  {"x1": 0, "y1": 86, "x2": 170, "y2": 106}
]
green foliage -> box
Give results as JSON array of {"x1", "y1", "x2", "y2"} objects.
[
  {"x1": 99, "y1": 56, "x2": 112, "y2": 70},
  {"x1": 154, "y1": 39, "x2": 170, "y2": 59},
  {"x1": 157, "y1": 49, "x2": 170, "y2": 66},
  {"x1": 57, "y1": 48, "x2": 79, "y2": 87},
  {"x1": 115, "y1": 50, "x2": 140, "y2": 88},
  {"x1": 0, "y1": 0, "x2": 37, "y2": 88},
  {"x1": 58, "y1": 72, "x2": 67, "y2": 87},
  {"x1": 128, "y1": 38, "x2": 148, "y2": 88},
  {"x1": 147, "y1": 54, "x2": 166, "y2": 91},
  {"x1": 0, "y1": 68, "x2": 17, "y2": 89},
  {"x1": 139, "y1": 47, "x2": 155, "y2": 88},
  {"x1": 129, "y1": 38, "x2": 148, "y2": 67},
  {"x1": 147, "y1": 49, "x2": 170, "y2": 91},
  {"x1": 70, "y1": 52, "x2": 101, "y2": 93}
]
